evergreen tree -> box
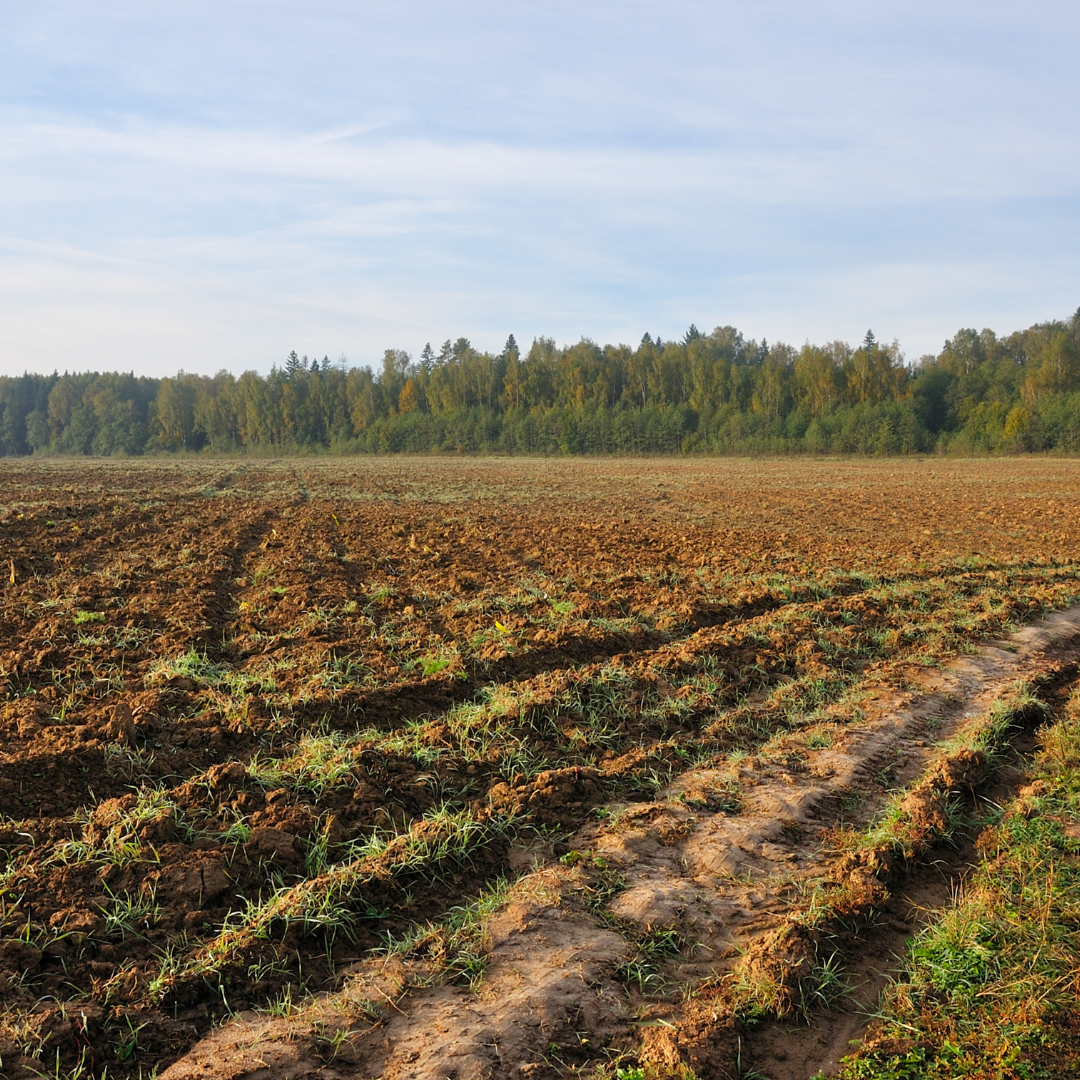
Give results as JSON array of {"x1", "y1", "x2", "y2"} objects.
[
  {"x1": 420, "y1": 343, "x2": 435, "y2": 374},
  {"x1": 4, "y1": 308, "x2": 1080, "y2": 458}
]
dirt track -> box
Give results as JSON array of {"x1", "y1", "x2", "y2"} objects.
[
  {"x1": 1, "y1": 457, "x2": 1080, "y2": 1079},
  {"x1": 158, "y1": 607, "x2": 1080, "y2": 1080}
]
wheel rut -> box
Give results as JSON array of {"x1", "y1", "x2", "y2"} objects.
[{"x1": 159, "y1": 607, "x2": 1080, "y2": 1080}]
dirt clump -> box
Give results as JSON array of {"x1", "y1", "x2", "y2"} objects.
[
  {"x1": 2, "y1": 459, "x2": 1080, "y2": 1079},
  {"x1": 735, "y1": 924, "x2": 819, "y2": 1018},
  {"x1": 897, "y1": 786, "x2": 950, "y2": 835},
  {"x1": 932, "y1": 745, "x2": 988, "y2": 789},
  {"x1": 245, "y1": 825, "x2": 301, "y2": 865},
  {"x1": 640, "y1": 999, "x2": 739, "y2": 1078},
  {"x1": 103, "y1": 700, "x2": 137, "y2": 744},
  {"x1": 487, "y1": 766, "x2": 605, "y2": 827}
]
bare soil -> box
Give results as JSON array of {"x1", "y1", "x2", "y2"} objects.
[{"x1": 1, "y1": 457, "x2": 1079, "y2": 1080}]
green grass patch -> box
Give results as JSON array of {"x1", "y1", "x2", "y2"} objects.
[
  {"x1": 836, "y1": 683, "x2": 1080, "y2": 1079},
  {"x1": 145, "y1": 804, "x2": 514, "y2": 1005}
]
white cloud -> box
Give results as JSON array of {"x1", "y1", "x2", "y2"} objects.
[{"x1": 0, "y1": 1, "x2": 1077, "y2": 376}]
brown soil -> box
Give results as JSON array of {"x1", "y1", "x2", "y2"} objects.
[
  {"x1": 1, "y1": 457, "x2": 1079, "y2": 1080},
  {"x1": 156, "y1": 609, "x2": 1080, "y2": 1080}
]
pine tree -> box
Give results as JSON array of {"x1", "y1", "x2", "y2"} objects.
[{"x1": 420, "y1": 343, "x2": 435, "y2": 373}]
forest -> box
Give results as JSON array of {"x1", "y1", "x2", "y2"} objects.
[{"x1": 1, "y1": 310, "x2": 1079, "y2": 457}]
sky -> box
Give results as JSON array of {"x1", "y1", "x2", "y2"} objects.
[{"x1": 1, "y1": 1, "x2": 1078, "y2": 377}]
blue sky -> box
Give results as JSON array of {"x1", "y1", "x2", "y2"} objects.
[{"x1": 1, "y1": 1, "x2": 1078, "y2": 377}]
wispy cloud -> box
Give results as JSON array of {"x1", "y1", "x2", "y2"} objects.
[{"x1": 0, "y1": 1, "x2": 1077, "y2": 376}]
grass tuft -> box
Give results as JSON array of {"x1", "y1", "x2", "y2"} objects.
[{"x1": 836, "y1": 682, "x2": 1080, "y2": 1079}]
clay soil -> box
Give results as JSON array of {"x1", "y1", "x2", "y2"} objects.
[{"x1": 2, "y1": 456, "x2": 1080, "y2": 1080}]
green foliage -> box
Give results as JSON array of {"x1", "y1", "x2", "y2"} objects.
[
  {"x1": 377, "y1": 875, "x2": 515, "y2": 991},
  {"x1": 837, "y1": 684, "x2": 1080, "y2": 1079},
  {"x1": 613, "y1": 924, "x2": 688, "y2": 995},
  {"x1": 51, "y1": 787, "x2": 193, "y2": 868},
  {"x1": 155, "y1": 805, "x2": 514, "y2": 1001},
  {"x1": 248, "y1": 731, "x2": 359, "y2": 798},
  {"x1": 3, "y1": 312, "x2": 1080, "y2": 456},
  {"x1": 833, "y1": 1048, "x2": 929, "y2": 1080}
]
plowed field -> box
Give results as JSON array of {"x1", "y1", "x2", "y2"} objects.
[{"x1": 2, "y1": 457, "x2": 1080, "y2": 1080}]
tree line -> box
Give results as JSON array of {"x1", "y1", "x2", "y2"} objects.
[{"x1": 2, "y1": 311, "x2": 1080, "y2": 457}]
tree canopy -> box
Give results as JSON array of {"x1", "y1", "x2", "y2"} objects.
[{"x1": 3, "y1": 311, "x2": 1080, "y2": 457}]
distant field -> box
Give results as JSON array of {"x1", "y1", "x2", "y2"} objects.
[{"x1": 1, "y1": 458, "x2": 1079, "y2": 1080}]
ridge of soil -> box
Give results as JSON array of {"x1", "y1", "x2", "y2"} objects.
[
  {"x1": 158, "y1": 609, "x2": 1080, "y2": 1080},
  {"x1": 3, "y1": 458, "x2": 1080, "y2": 1080}
]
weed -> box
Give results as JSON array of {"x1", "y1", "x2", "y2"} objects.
[
  {"x1": 613, "y1": 925, "x2": 686, "y2": 996},
  {"x1": 365, "y1": 583, "x2": 397, "y2": 603},
  {"x1": 103, "y1": 741, "x2": 158, "y2": 782},
  {"x1": 249, "y1": 731, "x2": 359, "y2": 798},
  {"x1": 101, "y1": 888, "x2": 161, "y2": 941},
  {"x1": 157, "y1": 807, "x2": 513, "y2": 1002},
  {"x1": 800, "y1": 951, "x2": 850, "y2": 1013},
  {"x1": 261, "y1": 983, "x2": 302, "y2": 1018},
  {"x1": 52, "y1": 788, "x2": 190, "y2": 869},
  {"x1": 837, "y1": 682, "x2": 1080, "y2": 1077},
  {"x1": 614, "y1": 957, "x2": 664, "y2": 994},
  {"x1": 113, "y1": 1016, "x2": 147, "y2": 1063},
  {"x1": 376, "y1": 875, "x2": 515, "y2": 990},
  {"x1": 420, "y1": 652, "x2": 452, "y2": 676},
  {"x1": 218, "y1": 816, "x2": 253, "y2": 844},
  {"x1": 147, "y1": 648, "x2": 227, "y2": 687}
]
